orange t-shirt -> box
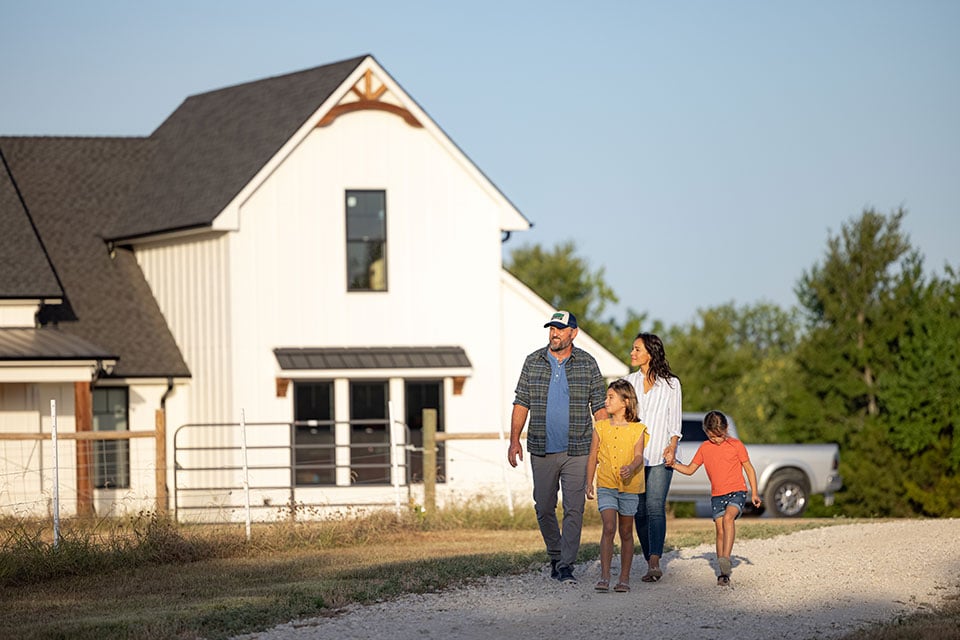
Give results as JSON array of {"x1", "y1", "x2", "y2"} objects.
[{"x1": 691, "y1": 437, "x2": 750, "y2": 496}]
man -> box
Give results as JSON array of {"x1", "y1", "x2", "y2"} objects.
[{"x1": 508, "y1": 310, "x2": 608, "y2": 584}]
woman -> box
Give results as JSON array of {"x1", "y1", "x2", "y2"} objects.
[{"x1": 623, "y1": 332, "x2": 682, "y2": 582}]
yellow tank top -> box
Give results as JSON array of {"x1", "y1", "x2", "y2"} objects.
[{"x1": 595, "y1": 419, "x2": 649, "y2": 494}]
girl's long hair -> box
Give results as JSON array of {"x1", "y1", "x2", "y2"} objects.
[
  {"x1": 607, "y1": 379, "x2": 639, "y2": 423},
  {"x1": 636, "y1": 332, "x2": 679, "y2": 383},
  {"x1": 703, "y1": 410, "x2": 729, "y2": 436}
]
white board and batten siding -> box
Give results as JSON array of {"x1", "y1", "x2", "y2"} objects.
[{"x1": 131, "y1": 56, "x2": 628, "y2": 517}]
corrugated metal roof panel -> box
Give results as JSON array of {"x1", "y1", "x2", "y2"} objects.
[
  {"x1": 0, "y1": 328, "x2": 117, "y2": 360},
  {"x1": 274, "y1": 346, "x2": 471, "y2": 370}
]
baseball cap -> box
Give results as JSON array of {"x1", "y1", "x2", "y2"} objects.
[{"x1": 544, "y1": 310, "x2": 578, "y2": 329}]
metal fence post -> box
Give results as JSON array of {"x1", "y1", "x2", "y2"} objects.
[{"x1": 51, "y1": 399, "x2": 60, "y2": 548}]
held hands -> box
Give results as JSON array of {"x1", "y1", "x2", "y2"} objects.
[
  {"x1": 665, "y1": 457, "x2": 686, "y2": 473},
  {"x1": 662, "y1": 445, "x2": 677, "y2": 466},
  {"x1": 619, "y1": 464, "x2": 635, "y2": 480}
]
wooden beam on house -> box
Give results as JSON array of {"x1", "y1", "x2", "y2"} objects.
[
  {"x1": 316, "y1": 69, "x2": 422, "y2": 128},
  {"x1": 74, "y1": 382, "x2": 95, "y2": 517}
]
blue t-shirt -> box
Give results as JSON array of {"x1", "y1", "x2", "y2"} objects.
[{"x1": 545, "y1": 355, "x2": 570, "y2": 453}]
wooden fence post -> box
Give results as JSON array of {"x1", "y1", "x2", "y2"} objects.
[
  {"x1": 155, "y1": 409, "x2": 168, "y2": 515},
  {"x1": 422, "y1": 408, "x2": 437, "y2": 513}
]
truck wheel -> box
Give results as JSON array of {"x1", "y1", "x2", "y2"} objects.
[{"x1": 763, "y1": 469, "x2": 810, "y2": 517}]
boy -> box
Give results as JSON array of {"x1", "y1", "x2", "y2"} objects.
[{"x1": 668, "y1": 410, "x2": 761, "y2": 585}]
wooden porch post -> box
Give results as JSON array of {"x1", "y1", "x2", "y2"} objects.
[{"x1": 74, "y1": 382, "x2": 95, "y2": 517}]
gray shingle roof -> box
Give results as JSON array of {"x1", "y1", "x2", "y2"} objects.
[
  {"x1": 274, "y1": 347, "x2": 472, "y2": 371},
  {"x1": 0, "y1": 148, "x2": 63, "y2": 299},
  {"x1": 0, "y1": 55, "x2": 369, "y2": 378},
  {"x1": 107, "y1": 55, "x2": 367, "y2": 241},
  {"x1": 0, "y1": 136, "x2": 190, "y2": 378}
]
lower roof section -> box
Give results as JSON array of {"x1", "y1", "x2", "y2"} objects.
[
  {"x1": 0, "y1": 327, "x2": 117, "y2": 362},
  {"x1": 0, "y1": 328, "x2": 117, "y2": 383}
]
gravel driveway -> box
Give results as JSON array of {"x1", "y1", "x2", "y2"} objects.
[{"x1": 235, "y1": 519, "x2": 960, "y2": 640}]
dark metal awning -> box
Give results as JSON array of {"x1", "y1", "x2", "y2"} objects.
[
  {"x1": 274, "y1": 346, "x2": 471, "y2": 372},
  {"x1": 0, "y1": 327, "x2": 117, "y2": 361},
  {"x1": 0, "y1": 327, "x2": 118, "y2": 382}
]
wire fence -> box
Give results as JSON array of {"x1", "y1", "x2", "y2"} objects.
[
  {"x1": 172, "y1": 417, "x2": 415, "y2": 524},
  {"x1": 1, "y1": 402, "x2": 523, "y2": 526},
  {"x1": 0, "y1": 402, "x2": 160, "y2": 522}
]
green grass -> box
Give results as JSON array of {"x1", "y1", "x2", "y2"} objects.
[{"x1": 0, "y1": 506, "x2": 956, "y2": 640}]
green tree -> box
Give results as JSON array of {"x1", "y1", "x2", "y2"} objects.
[
  {"x1": 877, "y1": 266, "x2": 960, "y2": 515},
  {"x1": 611, "y1": 308, "x2": 659, "y2": 367},
  {"x1": 728, "y1": 353, "x2": 800, "y2": 444},
  {"x1": 665, "y1": 302, "x2": 799, "y2": 442},
  {"x1": 506, "y1": 241, "x2": 649, "y2": 360},
  {"x1": 789, "y1": 208, "x2": 954, "y2": 516},
  {"x1": 794, "y1": 208, "x2": 912, "y2": 426}
]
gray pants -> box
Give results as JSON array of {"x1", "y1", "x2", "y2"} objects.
[{"x1": 530, "y1": 452, "x2": 588, "y2": 570}]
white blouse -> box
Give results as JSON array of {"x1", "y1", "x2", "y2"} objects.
[{"x1": 622, "y1": 371, "x2": 683, "y2": 466}]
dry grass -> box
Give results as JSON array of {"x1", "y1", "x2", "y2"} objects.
[
  {"x1": 841, "y1": 593, "x2": 960, "y2": 640},
  {"x1": 1, "y1": 524, "x2": 551, "y2": 639},
  {"x1": 0, "y1": 512, "x2": 955, "y2": 640}
]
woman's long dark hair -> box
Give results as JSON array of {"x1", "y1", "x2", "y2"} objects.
[{"x1": 636, "y1": 332, "x2": 679, "y2": 383}]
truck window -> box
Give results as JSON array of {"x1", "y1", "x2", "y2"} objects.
[{"x1": 681, "y1": 419, "x2": 707, "y2": 442}]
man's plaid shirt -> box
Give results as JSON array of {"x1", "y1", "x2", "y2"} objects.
[{"x1": 513, "y1": 344, "x2": 607, "y2": 456}]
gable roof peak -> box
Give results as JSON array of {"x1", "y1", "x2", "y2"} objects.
[
  {"x1": 181, "y1": 54, "x2": 373, "y2": 104},
  {"x1": 107, "y1": 55, "x2": 370, "y2": 241}
]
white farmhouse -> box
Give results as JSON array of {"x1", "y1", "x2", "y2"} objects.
[{"x1": 0, "y1": 55, "x2": 627, "y2": 521}]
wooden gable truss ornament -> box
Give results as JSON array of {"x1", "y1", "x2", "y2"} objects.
[{"x1": 317, "y1": 69, "x2": 422, "y2": 128}]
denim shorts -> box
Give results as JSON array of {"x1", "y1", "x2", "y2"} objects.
[
  {"x1": 711, "y1": 491, "x2": 747, "y2": 520},
  {"x1": 597, "y1": 486, "x2": 640, "y2": 516}
]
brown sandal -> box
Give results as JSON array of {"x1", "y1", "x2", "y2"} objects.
[
  {"x1": 641, "y1": 568, "x2": 663, "y2": 582},
  {"x1": 613, "y1": 582, "x2": 630, "y2": 592},
  {"x1": 595, "y1": 579, "x2": 610, "y2": 592}
]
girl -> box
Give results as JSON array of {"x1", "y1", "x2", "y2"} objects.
[
  {"x1": 586, "y1": 379, "x2": 648, "y2": 592},
  {"x1": 669, "y1": 410, "x2": 761, "y2": 585}
]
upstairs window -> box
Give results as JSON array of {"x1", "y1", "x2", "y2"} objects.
[{"x1": 346, "y1": 190, "x2": 386, "y2": 291}]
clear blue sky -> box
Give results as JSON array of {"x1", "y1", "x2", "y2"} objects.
[{"x1": 3, "y1": 1, "x2": 958, "y2": 328}]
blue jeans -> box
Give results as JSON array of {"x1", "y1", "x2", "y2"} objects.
[
  {"x1": 634, "y1": 464, "x2": 673, "y2": 560},
  {"x1": 596, "y1": 486, "x2": 640, "y2": 516},
  {"x1": 711, "y1": 491, "x2": 747, "y2": 520}
]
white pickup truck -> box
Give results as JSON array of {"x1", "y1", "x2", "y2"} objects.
[{"x1": 668, "y1": 412, "x2": 843, "y2": 517}]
